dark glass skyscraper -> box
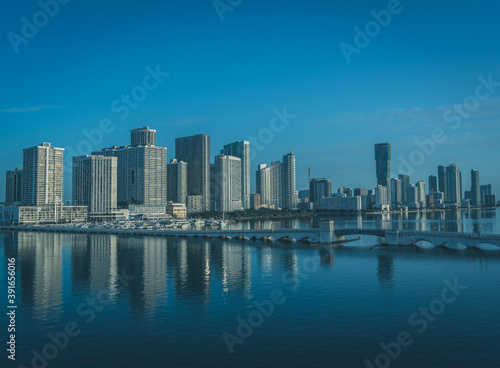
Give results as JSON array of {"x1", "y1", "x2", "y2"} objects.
[
  {"x1": 175, "y1": 134, "x2": 210, "y2": 211},
  {"x1": 471, "y1": 169, "x2": 481, "y2": 207},
  {"x1": 438, "y1": 165, "x2": 448, "y2": 201},
  {"x1": 375, "y1": 143, "x2": 391, "y2": 187},
  {"x1": 398, "y1": 174, "x2": 410, "y2": 205},
  {"x1": 5, "y1": 167, "x2": 23, "y2": 203},
  {"x1": 428, "y1": 175, "x2": 438, "y2": 193},
  {"x1": 309, "y1": 178, "x2": 332, "y2": 209}
]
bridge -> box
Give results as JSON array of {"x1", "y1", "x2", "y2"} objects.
[
  {"x1": 330, "y1": 227, "x2": 500, "y2": 248},
  {"x1": 3, "y1": 222, "x2": 500, "y2": 248}
]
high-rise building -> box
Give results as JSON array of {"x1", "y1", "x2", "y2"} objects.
[
  {"x1": 338, "y1": 187, "x2": 353, "y2": 197},
  {"x1": 93, "y1": 128, "x2": 167, "y2": 206},
  {"x1": 391, "y1": 178, "x2": 402, "y2": 206},
  {"x1": 167, "y1": 159, "x2": 188, "y2": 204},
  {"x1": 256, "y1": 162, "x2": 282, "y2": 209},
  {"x1": 354, "y1": 188, "x2": 368, "y2": 196},
  {"x1": 282, "y1": 152, "x2": 297, "y2": 209},
  {"x1": 221, "y1": 141, "x2": 250, "y2": 209},
  {"x1": 375, "y1": 185, "x2": 389, "y2": 208},
  {"x1": 446, "y1": 164, "x2": 462, "y2": 207},
  {"x1": 22, "y1": 142, "x2": 64, "y2": 206},
  {"x1": 186, "y1": 195, "x2": 203, "y2": 214},
  {"x1": 471, "y1": 169, "x2": 481, "y2": 208},
  {"x1": 407, "y1": 184, "x2": 419, "y2": 207},
  {"x1": 480, "y1": 184, "x2": 492, "y2": 206},
  {"x1": 214, "y1": 154, "x2": 242, "y2": 212},
  {"x1": 131, "y1": 126, "x2": 157, "y2": 147},
  {"x1": 428, "y1": 175, "x2": 438, "y2": 193},
  {"x1": 72, "y1": 155, "x2": 118, "y2": 216},
  {"x1": 398, "y1": 174, "x2": 410, "y2": 204},
  {"x1": 375, "y1": 143, "x2": 391, "y2": 187},
  {"x1": 256, "y1": 152, "x2": 296, "y2": 210},
  {"x1": 175, "y1": 134, "x2": 210, "y2": 211},
  {"x1": 298, "y1": 189, "x2": 310, "y2": 201},
  {"x1": 485, "y1": 195, "x2": 497, "y2": 207},
  {"x1": 250, "y1": 193, "x2": 261, "y2": 209},
  {"x1": 480, "y1": 184, "x2": 492, "y2": 196},
  {"x1": 438, "y1": 165, "x2": 448, "y2": 202},
  {"x1": 416, "y1": 180, "x2": 426, "y2": 208},
  {"x1": 5, "y1": 168, "x2": 23, "y2": 203},
  {"x1": 309, "y1": 178, "x2": 332, "y2": 209}
]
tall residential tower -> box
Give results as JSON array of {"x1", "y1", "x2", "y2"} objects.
[
  {"x1": 73, "y1": 155, "x2": 118, "y2": 217},
  {"x1": 22, "y1": 142, "x2": 64, "y2": 206},
  {"x1": 175, "y1": 134, "x2": 210, "y2": 211},
  {"x1": 93, "y1": 128, "x2": 167, "y2": 206},
  {"x1": 220, "y1": 141, "x2": 250, "y2": 209},
  {"x1": 375, "y1": 143, "x2": 391, "y2": 188}
]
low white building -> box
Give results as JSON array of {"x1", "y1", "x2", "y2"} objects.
[{"x1": 0, "y1": 205, "x2": 88, "y2": 225}]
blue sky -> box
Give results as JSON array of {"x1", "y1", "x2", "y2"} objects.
[{"x1": 2, "y1": 0, "x2": 500, "y2": 201}]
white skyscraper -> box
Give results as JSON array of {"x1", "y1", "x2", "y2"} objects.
[
  {"x1": 256, "y1": 162, "x2": 282, "y2": 209},
  {"x1": 22, "y1": 142, "x2": 64, "y2": 206},
  {"x1": 256, "y1": 152, "x2": 296, "y2": 210},
  {"x1": 375, "y1": 185, "x2": 389, "y2": 207},
  {"x1": 214, "y1": 154, "x2": 242, "y2": 212},
  {"x1": 446, "y1": 164, "x2": 462, "y2": 207},
  {"x1": 416, "y1": 180, "x2": 426, "y2": 208},
  {"x1": 282, "y1": 152, "x2": 297, "y2": 209},
  {"x1": 93, "y1": 128, "x2": 167, "y2": 206},
  {"x1": 221, "y1": 141, "x2": 250, "y2": 209},
  {"x1": 167, "y1": 159, "x2": 188, "y2": 204},
  {"x1": 73, "y1": 155, "x2": 118, "y2": 216}
]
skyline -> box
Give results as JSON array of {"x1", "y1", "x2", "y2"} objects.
[
  {"x1": 2, "y1": 0, "x2": 500, "y2": 200},
  {"x1": 2, "y1": 127, "x2": 495, "y2": 206}
]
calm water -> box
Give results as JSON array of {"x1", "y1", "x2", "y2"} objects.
[{"x1": 2, "y1": 210, "x2": 500, "y2": 368}]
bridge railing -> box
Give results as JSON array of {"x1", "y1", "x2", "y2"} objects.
[{"x1": 334, "y1": 228, "x2": 500, "y2": 240}]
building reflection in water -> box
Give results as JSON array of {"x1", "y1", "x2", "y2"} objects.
[
  {"x1": 377, "y1": 254, "x2": 395, "y2": 289},
  {"x1": 71, "y1": 234, "x2": 91, "y2": 293},
  {"x1": 220, "y1": 242, "x2": 252, "y2": 298},
  {"x1": 12, "y1": 232, "x2": 64, "y2": 320},
  {"x1": 257, "y1": 245, "x2": 273, "y2": 277},
  {"x1": 89, "y1": 235, "x2": 118, "y2": 296},
  {"x1": 71, "y1": 234, "x2": 119, "y2": 300},
  {"x1": 142, "y1": 237, "x2": 168, "y2": 312},
  {"x1": 170, "y1": 238, "x2": 212, "y2": 305}
]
